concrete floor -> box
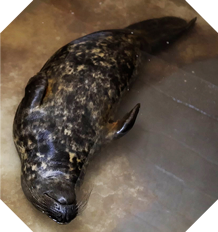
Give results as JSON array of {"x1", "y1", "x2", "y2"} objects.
[{"x1": 1, "y1": 0, "x2": 218, "y2": 231}]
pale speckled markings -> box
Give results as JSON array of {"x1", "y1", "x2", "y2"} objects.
[
  {"x1": 37, "y1": 152, "x2": 43, "y2": 159},
  {"x1": 77, "y1": 65, "x2": 85, "y2": 71},
  {"x1": 17, "y1": 145, "x2": 27, "y2": 159},
  {"x1": 91, "y1": 48, "x2": 101, "y2": 53},
  {"x1": 64, "y1": 128, "x2": 71, "y2": 136},
  {"x1": 98, "y1": 53, "x2": 105, "y2": 57},
  {"x1": 69, "y1": 152, "x2": 76, "y2": 162},
  {"x1": 41, "y1": 162, "x2": 47, "y2": 169},
  {"x1": 32, "y1": 164, "x2": 37, "y2": 171}
]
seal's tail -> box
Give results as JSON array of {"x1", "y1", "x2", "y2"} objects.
[{"x1": 126, "y1": 16, "x2": 197, "y2": 52}]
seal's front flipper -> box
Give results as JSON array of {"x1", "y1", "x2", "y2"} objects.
[
  {"x1": 14, "y1": 73, "x2": 48, "y2": 124},
  {"x1": 13, "y1": 73, "x2": 48, "y2": 134},
  {"x1": 22, "y1": 73, "x2": 48, "y2": 110},
  {"x1": 104, "y1": 103, "x2": 140, "y2": 142}
]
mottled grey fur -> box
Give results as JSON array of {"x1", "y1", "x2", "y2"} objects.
[{"x1": 13, "y1": 16, "x2": 196, "y2": 224}]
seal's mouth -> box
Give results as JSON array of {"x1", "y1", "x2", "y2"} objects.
[
  {"x1": 21, "y1": 176, "x2": 79, "y2": 224},
  {"x1": 21, "y1": 175, "x2": 92, "y2": 224},
  {"x1": 43, "y1": 193, "x2": 78, "y2": 224}
]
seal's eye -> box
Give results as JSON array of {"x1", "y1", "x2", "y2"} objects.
[{"x1": 56, "y1": 196, "x2": 68, "y2": 205}]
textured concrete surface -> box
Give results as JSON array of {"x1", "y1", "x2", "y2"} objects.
[{"x1": 1, "y1": 0, "x2": 218, "y2": 231}]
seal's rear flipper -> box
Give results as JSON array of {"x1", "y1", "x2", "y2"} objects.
[
  {"x1": 126, "y1": 16, "x2": 197, "y2": 52},
  {"x1": 104, "y1": 103, "x2": 140, "y2": 142},
  {"x1": 126, "y1": 16, "x2": 197, "y2": 32}
]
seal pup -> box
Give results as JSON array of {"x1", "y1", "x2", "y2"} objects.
[{"x1": 13, "y1": 16, "x2": 197, "y2": 224}]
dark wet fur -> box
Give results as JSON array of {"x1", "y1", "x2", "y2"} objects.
[{"x1": 13, "y1": 16, "x2": 196, "y2": 224}]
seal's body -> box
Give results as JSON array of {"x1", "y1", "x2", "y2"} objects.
[{"x1": 13, "y1": 16, "x2": 196, "y2": 224}]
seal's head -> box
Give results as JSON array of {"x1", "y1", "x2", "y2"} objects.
[{"x1": 21, "y1": 175, "x2": 79, "y2": 224}]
